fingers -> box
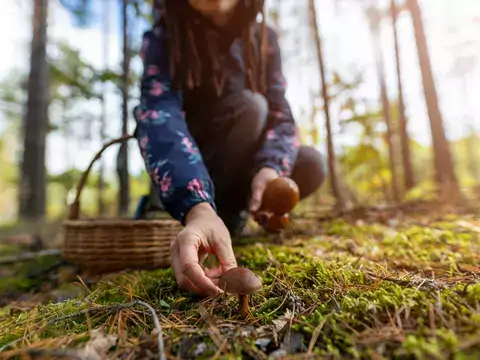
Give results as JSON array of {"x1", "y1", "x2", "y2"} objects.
[
  {"x1": 174, "y1": 231, "x2": 221, "y2": 297},
  {"x1": 204, "y1": 266, "x2": 224, "y2": 279},
  {"x1": 171, "y1": 244, "x2": 203, "y2": 295},
  {"x1": 170, "y1": 213, "x2": 239, "y2": 298},
  {"x1": 211, "y1": 235, "x2": 237, "y2": 273},
  {"x1": 202, "y1": 267, "x2": 221, "y2": 288},
  {"x1": 249, "y1": 168, "x2": 279, "y2": 213},
  {"x1": 183, "y1": 262, "x2": 220, "y2": 296},
  {"x1": 249, "y1": 180, "x2": 266, "y2": 213}
]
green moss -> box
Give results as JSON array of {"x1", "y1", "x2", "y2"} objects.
[
  {"x1": 1, "y1": 212, "x2": 480, "y2": 358},
  {"x1": 0, "y1": 244, "x2": 23, "y2": 256},
  {"x1": 0, "y1": 253, "x2": 63, "y2": 295}
]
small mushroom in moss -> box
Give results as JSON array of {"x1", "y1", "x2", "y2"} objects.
[{"x1": 218, "y1": 267, "x2": 262, "y2": 318}]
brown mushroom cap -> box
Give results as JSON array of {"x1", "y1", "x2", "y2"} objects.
[
  {"x1": 218, "y1": 267, "x2": 263, "y2": 295},
  {"x1": 264, "y1": 213, "x2": 290, "y2": 233},
  {"x1": 261, "y1": 177, "x2": 300, "y2": 215}
]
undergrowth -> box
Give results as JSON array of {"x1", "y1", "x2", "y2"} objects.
[{"x1": 0, "y1": 209, "x2": 480, "y2": 359}]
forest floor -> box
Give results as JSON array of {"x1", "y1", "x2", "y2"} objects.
[{"x1": 1, "y1": 200, "x2": 480, "y2": 359}]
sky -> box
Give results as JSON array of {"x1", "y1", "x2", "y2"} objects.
[{"x1": 0, "y1": 0, "x2": 479, "y2": 178}]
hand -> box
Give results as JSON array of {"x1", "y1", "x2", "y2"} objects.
[
  {"x1": 249, "y1": 167, "x2": 279, "y2": 213},
  {"x1": 170, "y1": 202, "x2": 237, "y2": 297}
]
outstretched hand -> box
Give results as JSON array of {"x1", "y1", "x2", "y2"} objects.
[{"x1": 170, "y1": 203, "x2": 237, "y2": 297}]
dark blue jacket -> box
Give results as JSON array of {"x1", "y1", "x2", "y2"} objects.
[{"x1": 134, "y1": 14, "x2": 300, "y2": 224}]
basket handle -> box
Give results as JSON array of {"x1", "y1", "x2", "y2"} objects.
[{"x1": 67, "y1": 134, "x2": 136, "y2": 220}]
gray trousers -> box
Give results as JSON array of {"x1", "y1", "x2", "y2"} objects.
[{"x1": 184, "y1": 90, "x2": 328, "y2": 233}]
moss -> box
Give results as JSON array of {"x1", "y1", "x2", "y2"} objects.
[
  {"x1": 0, "y1": 244, "x2": 23, "y2": 256},
  {"x1": 0, "y1": 253, "x2": 63, "y2": 296},
  {"x1": 1, "y1": 211, "x2": 480, "y2": 358}
]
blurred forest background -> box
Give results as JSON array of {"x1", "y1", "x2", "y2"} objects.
[{"x1": 0, "y1": 0, "x2": 479, "y2": 226}]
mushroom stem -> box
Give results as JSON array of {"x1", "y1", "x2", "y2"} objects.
[{"x1": 238, "y1": 294, "x2": 249, "y2": 319}]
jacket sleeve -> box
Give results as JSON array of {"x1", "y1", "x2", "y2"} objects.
[
  {"x1": 134, "y1": 26, "x2": 216, "y2": 224},
  {"x1": 253, "y1": 26, "x2": 301, "y2": 177}
]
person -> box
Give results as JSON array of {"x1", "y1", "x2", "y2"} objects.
[{"x1": 134, "y1": 0, "x2": 327, "y2": 297}]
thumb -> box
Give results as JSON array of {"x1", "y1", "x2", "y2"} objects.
[
  {"x1": 249, "y1": 190, "x2": 262, "y2": 213},
  {"x1": 249, "y1": 182, "x2": 266, "y2": 213}
]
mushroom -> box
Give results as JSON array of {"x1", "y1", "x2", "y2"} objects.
[
  {"x1": 218, "y1": 267, "x2": 263, "y2": 318},
  {"x1": 260, "y1": 177, "x2": 300, "y2": 215},
  {"x1": 264, "y1": 213, "x2": 290, "y2": 233},
  {"x1": 253, "y1": 177, "x2": 299, "y2": 233}
]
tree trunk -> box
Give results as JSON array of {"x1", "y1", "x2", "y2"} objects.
[
  {"x1": 309, "y1": 91, "x2": 320, "y2": 145},
  {"x1": 308, "y1": 0, "x2": 345, "y2": 209},
  {"x1": 366, "y1": 6, "x2": 400, "y2": 203},
  {"x1": 391, "y1": 0, "x2": 415, "y2": 191},
  {"x1": 117, "y1": 0, "x2": 130, "y2": 217},
  {"x1": 407, "y1": 0, "x2": 459, "y2": 198},
  {"x1": 98, "y1": 0, "x2": 110, "y2": 217},
  {"x1": 19, "y1": 0, "x2": 50, "y2": 221}
]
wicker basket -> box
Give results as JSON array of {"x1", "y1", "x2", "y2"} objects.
[{"x1": 62, "y1": 135, "x2": 183, "y2": 274}]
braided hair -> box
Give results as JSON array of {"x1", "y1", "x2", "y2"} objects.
[{"x1": 152, "y1": 0, "x2": 268, "y2": 96}]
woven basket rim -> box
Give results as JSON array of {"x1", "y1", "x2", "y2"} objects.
[{"x1": 63, "y1": 219, "x2": 182, "y2": 227}]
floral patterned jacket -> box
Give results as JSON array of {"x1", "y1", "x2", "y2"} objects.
[{"x1": 134, "y1": 20, "x2": 300, "y2": 225}]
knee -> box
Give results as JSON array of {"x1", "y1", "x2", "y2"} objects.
[
  {"x1": 291, "y1": 146, "x2": 328, "y2": 199},
  {"x1": 235, "y1": 90, "x2": 268, "y2": 137}
]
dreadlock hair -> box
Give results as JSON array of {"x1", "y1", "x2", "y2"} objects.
[{"x1": 154, "y1": 0, "x2": 268, "y2": 97}]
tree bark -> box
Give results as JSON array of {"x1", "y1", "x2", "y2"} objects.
[
  {"x1": 391, "y1": 0, "x2": 415, "y2": 191},
  {"x1": 367, "y1": 6, "x2": 400, "y2": 203},
  {"x1": 117, "y1": 0, "x2": 130, "y2": 217},
  {"x1": 407, "y1": 0, "x2": 459, "y2": 198},
  {"x1": 98, "y1": 0, "x2": 110, "y2": 217},
  {"x1": 308, "y1": 0, "x2": 345, "y2": 209},
  {"x1": 309, "y1": 91, "x2": 320, "y2": 146},
  {"x1": 19, "y1": 0, "x2": 50, "y2": 221}
]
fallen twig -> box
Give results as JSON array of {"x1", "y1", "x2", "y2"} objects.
[
  {"x1": 0, "y1": 249, "x2": 61, "y2": 265},
  {"x1": 47, "y1": 302, "x2": 137, "y2": 327},
  {"x1": 136, "y1": 300, "x2": 166, "y2": 360},
  {"x1": 1, "y1": 233, "x2": 43, "y2": 250},
  {"x1": 364, "y1": 271, "x2": 445, "y2": 291}
]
